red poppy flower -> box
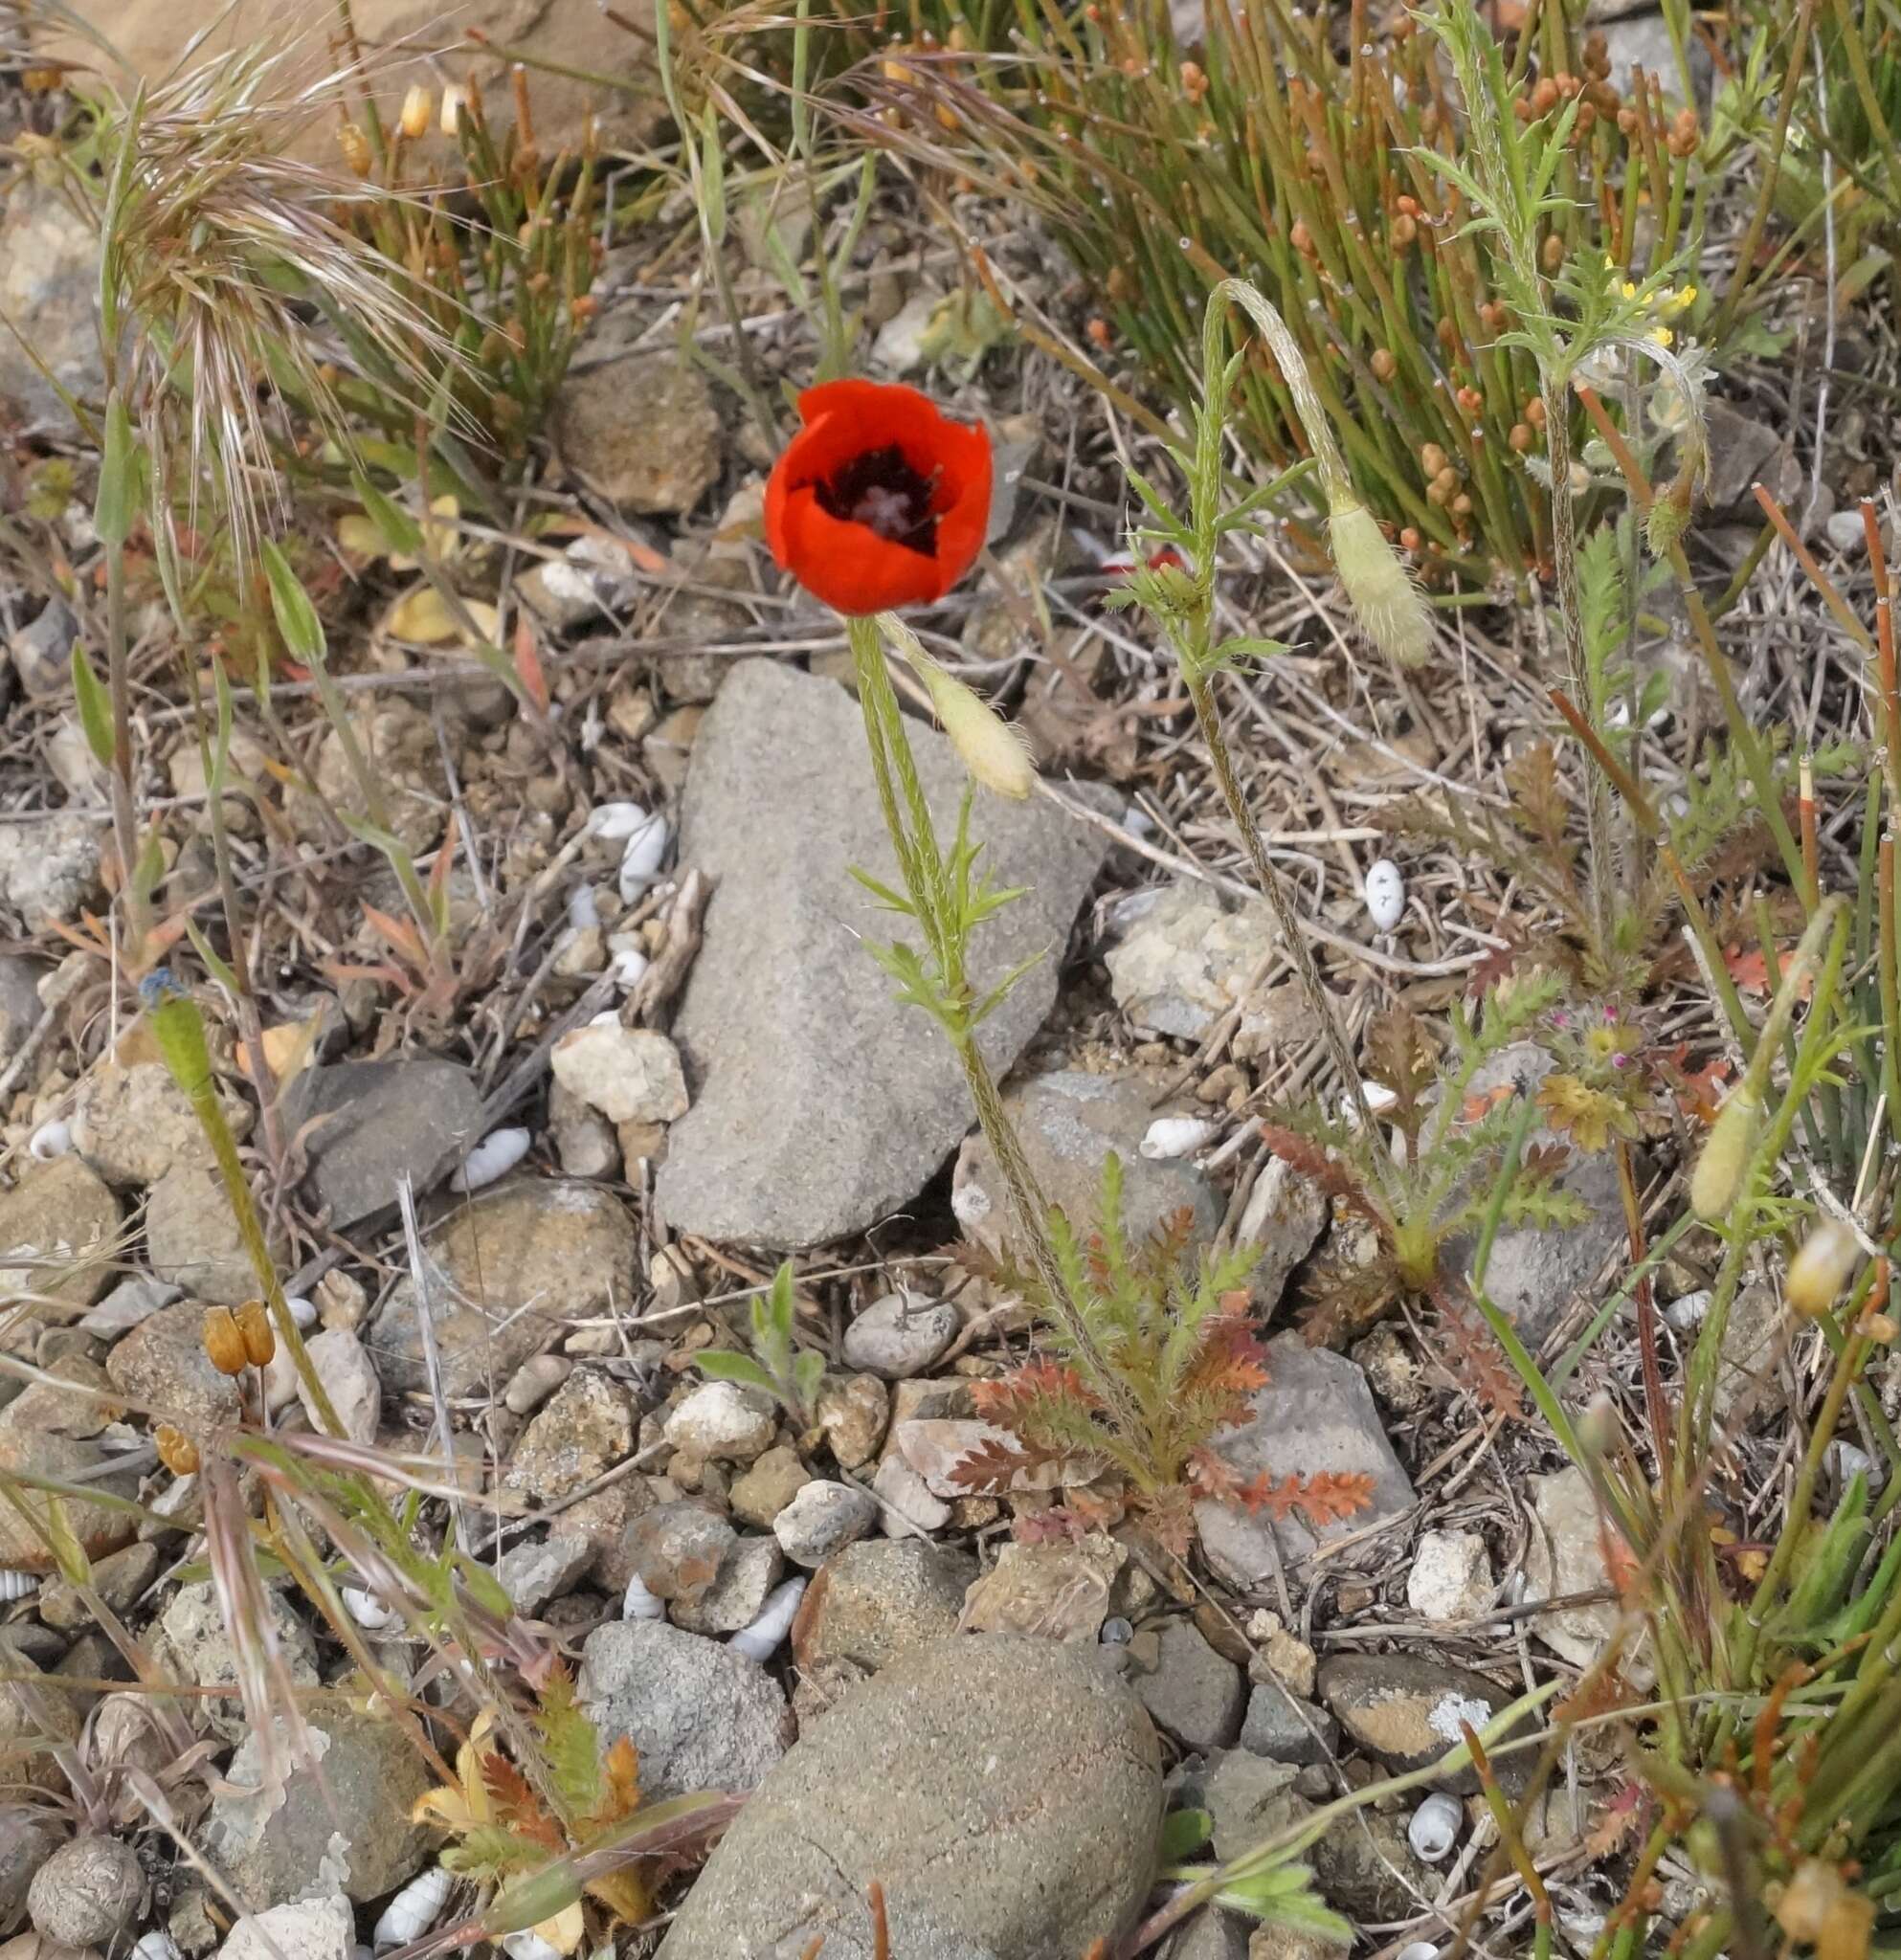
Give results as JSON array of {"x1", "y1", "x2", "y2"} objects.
[{"x1": 765, "y1": 380, "x2": 992, "y2": 615}]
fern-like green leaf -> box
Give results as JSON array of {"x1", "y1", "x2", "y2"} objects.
[{"x1": 538, "y1": 1668, "x2": 603, "y2": 1824}]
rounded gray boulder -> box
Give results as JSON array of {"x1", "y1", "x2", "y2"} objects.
[{"x1": 657, "y1": 1633, "x2": 1162, "y2": 1960}]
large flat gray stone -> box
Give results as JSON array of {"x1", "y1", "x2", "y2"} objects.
[{"x1": 656, "y1": 660, "x2": 1112, "y2": 1248}]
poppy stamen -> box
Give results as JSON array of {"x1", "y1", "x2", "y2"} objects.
[{"x1": 815, "y1": 444, "x2": 940, "y2": 558}]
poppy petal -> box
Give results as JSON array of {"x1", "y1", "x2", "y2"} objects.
[{"x1": 775, "y1": 486, "x2": 951, "y2": 613}]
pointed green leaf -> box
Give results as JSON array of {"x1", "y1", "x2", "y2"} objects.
[
  {"x1": 70, "y1": 643, "x2": 116, "y2": 767},
  {"x1": 95, "y1": 391, "x2": 139, "y2": 548},
  {"x1": 351, "y1": 472, "x2": 426, "y2": 561},
  {"x1": 185, "y1": 920, "x2": 242, "y2": 997},
  {"x1": 1159, "y1": 1809, "x2": 1212, "y2": 1861},
  {"x1": 260, "y1": 539, "x2": 326, "y2": 666},
  {"x1": 694, "y1": 1350, "x2": 779, "y2": 1398}
]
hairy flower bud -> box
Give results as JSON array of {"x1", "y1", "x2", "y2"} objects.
[
  {"x1": 1787, "y1": 1219, "x2": 1860, "y2": 1317},
  {"x1": 920, "y1": 663, "x2": 1036, "y2": 799},
  {"x1": 1689, "y1": 1082, "x2": 1760, "y2": 1221},
  {"x1": 1328, "y1": 498, "x2": 1433, "y2": 667}
]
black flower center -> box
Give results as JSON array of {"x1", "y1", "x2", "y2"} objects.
[{"x1": 816, "y1": 444, "x2": 939, "y2": 557}]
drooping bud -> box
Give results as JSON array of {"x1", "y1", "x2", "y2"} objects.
[
  {"x1": 1787, "y1": 1219, "x2": 1860, "y2": 1317},
  {"x1": 1689, "y1": 1081, "x2": 1761, "y2": 1221},
  {"x1": 1328, "y1": 498, "x2": 1434, "y2": 667},
  {"x1": 918, "y1": 661, "x2": 1037, "y2": 799},
  {"x1": 203, "y1": 1306, "x2": 248, "y2": 1376},
  {"x1": 337, "y1": 122, "x2": 372, "y2": 178}
]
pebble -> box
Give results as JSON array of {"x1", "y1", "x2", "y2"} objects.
[
  {"x1": 673, "y1": 1533, "x2": 785, "y2": 1636},
  {"x1": 1132, "y1": 1619, "x2": 1246, "y2": 1752},
  {"x1": 839, "y1": 1292, "x2": 959, "y2": 1379},
  {"x1": 1363, "y1": 858, "x2": 1406, "y2": 930},
  {"x1": 1139, "y1": 1115, "x2": 1216, "y2": 1159},
  {"x1": 281, "y1": 1058, "x2": 482, "y2": 1229},
  {"x1": 226, "y1": 1896, "x2": 355, "y2": 1960},
  {"x1": 0, "y1": 1154, "x2": 123, "y2": 1311},
  {"x1": 1407, "y1": 1529, "x2": 1495, "y2": 1623},
  {"x1": 577, "y1": 1618, "x2": 795, "y2": 1799},
  {"x1": 549, "y1": 1021, "x2": 689, "y2": 1125},
  {"x1": 961, "y1": 1533, "x2": 1124, "y2": 1644},
  {"x1": 1317, "y1": 1653, "x2": 1529, "y2": 1794},
  {"x1": 772, "y1": 1481, "x2": 878, "y2": 1568},
  {"x1": 1237, "y1": 1684, "x2": 1338, "y2": 1766},
  {"x1": 27, "y1": 1836, "x2": 145, "y2": 1948},
  {"x1": 1826, "y1": 508, "x2": 1868, "y2": 555},
  {"x1": 504, "y1": 1370, "x2": 634, "y2": 1503},
  {"x1": 728, "y1": 1444, "x2": 815, "y2": 1528},
  {"x1": 663, "y1": 1381, "x2": 777, "y2": 1462},
  {"x1": 790, "y1": 1538, "x2": 977, "y2": 1676},
  {"x1": 814, "y1": 1373, "x2": 888, "y2": 1470},
  {"x1": 1521, "y1": 1464, "x2": 1632, "y2": 1674},
  {"x1": 300, "y1": 1327, "x2": 382, "y2": 1445},
  {"x1": 146, "y1": 1160, "x2": 274, "y2": 1303},
  {"x1": 76, "y1": 1273, "x2": 182, "y2": 1338},
  {"x1": 626, "y1": 1501, "x2": 737, "y2": 1605},
  {"x1": 497, "y1": 1533, "x2": 595, "y2": 1616},
  {"x1": 503, "y1": 1354, "x2": 572, "y2": 1416}
]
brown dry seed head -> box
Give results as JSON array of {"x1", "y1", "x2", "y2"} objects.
[
  {"x1": 1510, "y1": 422, "x2": 1534, "y2": 452},
  {"x1": 236, "y1": 1299, "x2": 276, "y2": 1367},
  {"x1": 155, "y1": 1423, "x2": 200, "y2": 1477},
  {"x1": 1371, "y1": 347, "x2": 1398, "y2": 382},
  {"x1": 1541, "y1": 233, "x2": 1565, "y2": 272},
  {"x1": 203, "y1": 1306, "x2": 248, "y2": 1376},
  {"x1": 1420, "y1": 442, "x2": 1448, "y2": 477},
  {"x1": 1390, "y1": 213, "x2": 1417, "y2": 247},
  {"x1": 337, "y1": 122, "x2": 372, "y2": 178}
]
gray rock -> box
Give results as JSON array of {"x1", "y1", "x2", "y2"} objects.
[
  {"x1": 221, "y1": 1894, "x2": 354, "y2": 1960},
  {"x1": 40, "y1": 1541, "x2": 159, "y2": 1631},
  {"x1": 503, "y1": 1370, "x2": 634, "y2": 1502},
  {"x1": 577, "y1": 1618, "x2": 794, "y2": 1798},
  {"x1": 672, "y1": 1532, "x2": 785, "y2": 1636},
  {"x1": 953, "y1": 1069, "x2": 1222, "y2": 1265},
  {"x1": 1310, "y1": 1809, "x2": 1432, "y2": 1922},
  {"x1": 772, "y1": 1480, "x2": 878, "y2": 1568},
  {"x1": 73, "y1": 1058, "x2": 245, "y2": 1190},
  {"x1": 792, "y1": 1538, "x2": 978, "y2": 1675},
  {"x1": 0, "y1": 813, "x2": 101, "y2": 927},
  {"x1": 0, "y1": 1637, "x2": 80, "y2": 1785},
  {"x1": 76, "y1": 1273, "x2": 182, "y2": 1337},
  {"x1": 0, "y1": 1808, "x2": 56, "y2": 1931},
  {"x1": 626, "y1": 1501, "x2": 738, "y2": 1605},
  {"x1": 1317, "y1": 1653, "x2": 1528, "y2": 1794},
  {"x1": 1105, "y1": 883, "x2": 1314, "y2": 1058},
  {"x1": 1132, "y1": 1620, "x2": 1245, "y2": 1752},
  {"x1": 1237, "y1": 1687, "x2": 1338, "y2": 1767},
  {"x1": 503, "y1": 1353, "x2": 572, "y2": 1417},
  {"x1": 206, "y1": 1704, "x2": 433, "y2": 1906},
  {"x1": 1522, "y1": 1463, "x2": 1627, "y2": 1671},
  {"x1": 0, "y1": 959, "x2": 45, "y2": 1066},
  {"x1": 959, "y1": 1533, "x2": 1123, "y2": 1644},
  {"x1": 498, "y1": 1532, "x2": 596, "y2": 1615},
  {"x1": 299, "y1": 1326, "x2": 381, "y2": 1444},
  {"x1": 369, "y1": 1178, "x2": 637, "y2": 1395},
  {"x1": 1165, "y1": 1911, "x2": 1251, "y2": 1960},
  {"x1": 1247, "y1": 1926, "x2": 1351, "y2": 1960},
  {"x1": 663, "y1": 1380, "x2": 776, "y2": 1462},
  {"x1": 1596, "y1": 8, "x2": 1711, "y2": 98},
  {"x1": 284, "y1": 1058, "x2": 482, "y2": 1228},
  {"x1": 552, "y1": 353, "x2": 723, "y2": 517},
  {"x1": 1714, "y1": 1281, "x2": 1788, "y2": 1426},
  {"x1": 0, "y1": 183, "x2": 102, "y2": 429},
  {"x1": 657, "y1": 660, "x2": 1113, "y2": 1247},
  {"x1": 655, "y1": 1635, "x2": 1161, "y2": 1960},
  {"x1": 0, "y1": 1156, "x2": 122, "y2": 1314},
  {"x1": 841, "y1": 1291, "x2": 959, "y2": 1379},
  {"x1": 1194, "y1": 1335, "x2": 1416, "y2": 1583},
  {"x1": 26, "y1": 1836, "x2": 144, "y2": 1949},
  {"x1": 1440, "y1": 1042, "x2": 1623, "y2": 1345},
  {"x1": 146, "y1": 1160, "x2": 273, "y2": 1304},
  {"x1": 549, "y1": 1022, "x2": 689, "y2": 1125},
  {"x1": 106, "y1": 1305, "x2": 243, "y2": 1440},
  {"x1": 729, "y1": 1444, "x2": 814, "y2": 1527},
  {"x1": 1204, "y1": 1750, "x2": 1310, "y2": 1863},
  {"x1": 548, "y1": 1078, "x2": 621, "y2": 1180},
  {"x1": 1407, "y1": 1529, "x2": 1495, "y2": 1623},
  {"x1": 7, "y1": 598, "x2": 78, "y2": 699},
  {"x1": 815, "y1": 1374, "x2": 888, "y2": 1471},
  {"x1": 1234, "y1": 1156, "x2": 1328, "y2": 1313},
  {"x1": 0, "y1": 1429, "x2": 136, "y2": 1570},
  {"x1": 162, "y1": 1580, "x2": 317, "y2": 1738},
  {"x1": 1701, "y1": 399, "x2": 1800, "y2": 517}
]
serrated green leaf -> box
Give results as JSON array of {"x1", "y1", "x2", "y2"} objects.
[
  {"x1": 538, "y1": 1667, "x2": 603, "y2": 1821},
  {"x1": 70, "y1": 642, "x2": 116, "y2": 767},
  {"x1": 260, "y1": 539, "x2": 326, "y2": 665}
]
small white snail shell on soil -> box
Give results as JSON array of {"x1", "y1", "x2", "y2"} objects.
[
  {"x1": 609, "y1": 946, "x2": 651, "y2": 991},
  {"x1": 502, "y1": 1935, "x2": 562, "y2": 1960},
  {"x1": 1407, "y1": 1792, "x2": 1463, "y2": 1863},
  {"x1": 132, "y1": 1933, "x2": 182, "y2": 1960},
  {"x1": 1364, "y1": 858, "x2": 1406, "y2": 931},
  {"x1": 1395, "y1": 1945, "x2": 1441, "y2": 1960},
  {"x1": 28, "y1": 1117, "x2": 71, "y2": 1161},
  {"x1": 449, "y1": 1126, "x2": 532, "y2": 1193},
  {"x1": 623, "y1": 1571, "x2": 666, "y2": 1621},
  {"x1": 372, "y1": 1865, "x2": 453, "y2": 1949},
  {"x1": 285, "y1": 1294, "x2": 319, "y2": 1329},
  {"x1": 1138, "y1": 1116, "x2": 1216, "y2": 1161},
  {"x1": 343, "y1": 1585, "x2": 401, "y2": 1633},
  {"x1": 729, "y1": 1577, "x2": 807, "y2": 1662},
  {"x1": 616, "y1": 811, "x2": 671, "y2": 902},
  {"x1": 0, "y1": 1570, "x2": 38, "y2": 1601}
]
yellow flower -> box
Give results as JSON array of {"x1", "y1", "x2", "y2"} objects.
[
  {"x1": 1649, "y1": 325, "x2": 1674, "y2": 348},
  {"x1": 1534, "y1": 1073, "x2": 1637, "y2": 1153},
  {"x1": 1621, "y1": 280, "x2": 1638, "y2": 301},
  {"x1": 1666, "y1": 284, "x2": 1697, "y2": 314}
]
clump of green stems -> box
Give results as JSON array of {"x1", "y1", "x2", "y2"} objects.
[{"x1": 837, "y1": 0, "x2": 1715, "y2": 586}]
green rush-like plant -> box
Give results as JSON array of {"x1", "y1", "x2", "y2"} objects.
[
  {"x1": 832, "y1": 0, "x2": 1716, "y2": 588},
  {"x1": 694, "y1": 1261, "x2": 827, "y2": 1428},
  {"x1": 950, "y1": 1155, "x2": 1375, "y2": 1556}
]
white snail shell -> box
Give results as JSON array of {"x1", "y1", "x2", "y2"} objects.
[
  {"x1": 609, "y1": 946, "x2": 651, "y2": 991},
  {"x1": 1407, "y1": 1792, "x2": 1463, "y2": 1863},
  {"x1": 372, "y1": 1864, "x2": 453, "y2": 1949},
  {"x1": 343, "y1": 1585, "x2": 401, "y2": 1633},
  {"x1": 623, "y1": 1571, "x2": 666, "y2": 1621},
  {"x1": 1396, "y1": 1945, "x2": 1441, "y2": 1960},
  {"x1": 285, "y1": 1294, "x2": 319, "y2": 1329},
  {"x1": 729, "y1": 1576, "x2": 807, "y2": 1662},
  {"x1": 0, "y1": 1570, "x2": 38, "y2": 1601},
  {"x1": 1364, "y1": 858, "x2": 1406, "y2": 931},
  {"x1": 568, "y1": 882, "x2": 600, "y2": 931},
  {"x1": 1138, "y1": 1116, "x2": 1216, "y2": 1161},
  {"x1": 132, "y1": 1934, "x2": 182, "y2": 1960},
  {"x1": 28, "y1": 1118, "x2": 71, "y2": 1162},
  {"x1": 450, "y1": 1127, "x2": 532, "y2": 1193},
  {"x1": 588, "y1": 802, "x2": 651, "y2": 841},
  {"x1": 616, "y1": 812, "x2": 671, "y2": 902},
  {"x1": 502, "y1": 1936, "x2": 562, "y2": 1960}
]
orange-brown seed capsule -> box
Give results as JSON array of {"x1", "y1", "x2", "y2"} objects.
[
  {"x1": 1391, "y1": 213, "x2": 1417, "y2": 248},
  {"x1": 338, "y1": 123, "x2": 372, "y2": 178},
  {"x1": 1451, "y1": 492, "x2": 1473, "y2": 516},
  {"x1": 1541, "y1": 233, "x2": 1565, "y2": 272},
  {"x1": 1526, "y1": 396, "x2": 1548, "y2": 427},
  {"x1": 155, "y1": 1423, "x2": 200, "y2": 1477},
  {"x1": 1181, "y1": 60, "x2": 1208, "y2": 102},
  {"x1": 1399, "y1": 526, "x2": 1421, "y2": 551},
  {"x1": 1531, "y1": 76, "x2": 1559, "y2": 114},
  {"x1": 1420, "y1": 442, "x2": 1448, "y2": 478},
  {"x1": 1618, "y1": 105, "x2": 1639, "y2": 134},
  {"x1": 1509, "y1": 422, "x2": 1534, "y2": 452},
  {"x1": 1371, "y1": 347, "x2": 1398, "y2": 382},
  {"x1": 236, "y1": 1299, "x2": 276, "y2": 1368},
  {"x1": 203, "y1": 1306, "x2": 248, "y2": 1376},
  {"x1": 1290, "y1": 217, "x2": 1314, "y2": 255}
]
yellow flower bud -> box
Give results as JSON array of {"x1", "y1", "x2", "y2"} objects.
[
  {"x1": 1328, "y1": 498, "x2": 1433, "y2": 667},
  {"x1": 235, "y1": 1299, "x2": 276, "y2": 1368},
  {"x1": 154, "y1": 1423, "x2": 200, "y2": 1477},
  {"x1": 1689, "y1": 1082, "x2": 1760, "y2": 1221},
  {"x1": 1787, "y1": 1219, "x2": 1860, "y2": 1317},
  {"x1": 203, "y1": 1306, "x2": 249, "y2": 1376},
  {"x1": 919, "y1": 665, "x2": 1037, "y2": 799},
  {"x1": 440, "y1": 84, "x2": 470, "y2": 136},
  {"x1": 400, "y1": 85, "x2": 434, "y2": 141},
  {"x1": 337, "y1": 122, "x2": 372, "y2": 178}
]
